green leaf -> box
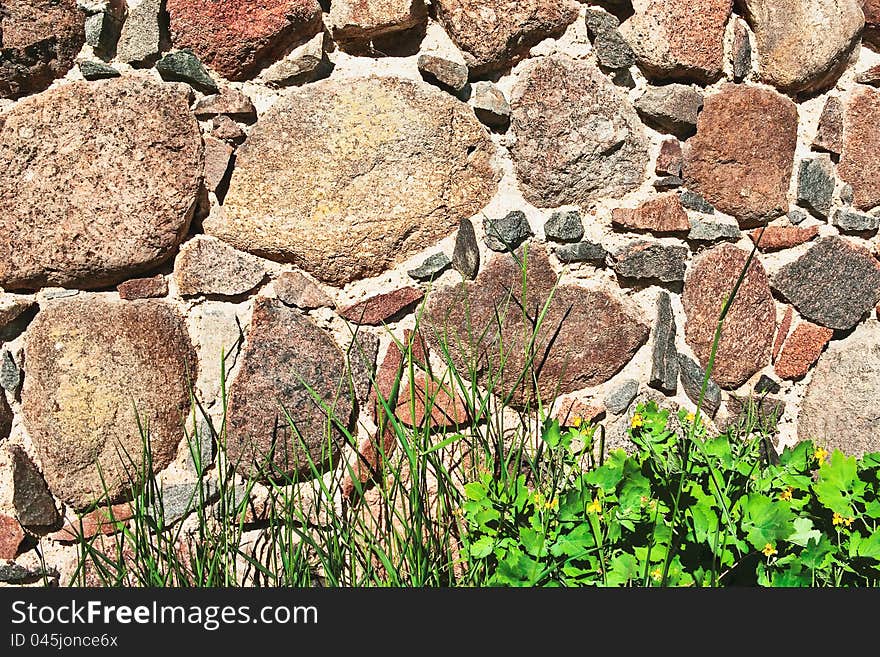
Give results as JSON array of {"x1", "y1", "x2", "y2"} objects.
[
  {"x1": 550, "y1": 524, "x2": 595, "y2": 558},
  {"x1": 542, "y1": 418, "x2": 563, "y2": 449},
  {"x1": 779, "y1": 440, "x2": 813, "y2": 472},
  {"x1": 618, "y1": 464, "x2": 651, "y2": 513},
  {"x1": 865, "y1": 500, "x2": 880, "y2": 519},
  {"x1": 787, "y1": 517, "x2": 822, "y2": 548},
  {"x1": 464, "y1": 482, "x2": 487, "y2": 502},
  {"x1": 813, "y1": 450, "x2": 858, "y2": 516},
  {"x1": 493, "y1": 550, "x2": 541, "y2": 586},
  {"x1": 740, "y1": 493, "x2": 795, "y2": 550},
  {"x1": 860, "y1": 452, "x2": 880, "y2": 469},
  {"x1": 469, "y1": 536, "x2": 494, "y2": 559},
  {"x1": 606, "y1": 553, "x2": 639, "y2": 587},
  {"x1": 519, "y1": 527, "x2": 545, "y2": 557},
  {"x1": 857, "y1": 529, "x2": 880, "y2": 560},
  {"x1": 799, "y1": 535, "x2": 835, "y2": 570},
  {"x1": 584, "y1": 449, "x2": 627, "y2": 492}
]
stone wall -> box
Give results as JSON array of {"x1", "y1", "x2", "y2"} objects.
[{"x1": 2, "y1": 0, "x2": 880, "y2": 581}]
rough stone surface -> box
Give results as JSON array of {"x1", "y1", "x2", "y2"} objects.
[
  {"x1": 434, "y1": 0, "x2": 579, "y2": 75},
  {"x1": 257, "y1": 32, "x2": 333, "y2": 88},
  {"x1": 797, "y1": 156, "x2": 835, "y2": 218},
  {"x1": 605, "y1": 379, "x2": 639, "y2": 415},
  {"x1": 329, "y1": 0, "x2": 427, "y2": 45},
  {"x1": 166, "y1": 0, "x2": 323, "y2": 81},
  {"x1": 739, "y1": 0, "x2": 863, "y2": 94},
  {"x1": 799, "y1": 321, "x2": 880, "y2": 457},
  {"x1": 856, "y1": 63, "x2": 880, "y2": 85},
  {"x1": 424, "y1": 246, "x2": 649, "y2": 406},
  {"x1": 755, "y1": 374, "x2": 781, "y2": 395},
  {"x1": 193, "y1": 88, "x2": 257, "y2": 122},
  {"x1": 510, "y1": 55, "x2": 649, "y2": 208},
  {"x1": 619, "y1": 0, "x2": 732, "y2": 84},
  {"x1": 656, "y1": 139, "x2": 683, "y2": 177},
  {"x1": 611, "y1": 194, "x2": 690, "y2": 234},
  {"x1": 544, "y1": 210, "x2": 585, "y2": 243},
  {"x1": 683, "y1": 85, "x2": 798, "y2": 227},
  {"x1": 687, "y1": 218, "x2": 741, "y2": 242},
  {"x1": 634, "y1": 84, "x2": 703, "y2": 139},
  {"x1": 0, "y1": 78, "x2": 203, "y2": 291},
  {"x1": 771, "y1": 237, "x2": 880, "y2": 330},
  {"x1": 788, "y1": 208, "x2": 809, "y2": 225},
  {"x1": 0, "y1": 351, "x2": 20, "y2": 393},
  {"x1": 225, "y1": 297, "x2": 353, "y2": 480},
  {"x1": 418, "y1": 54, "x2": 468, "y2": 92},
  {"x1": 9, "y1": 445, "x2": 59, "y2": 529},
  {"x1": 775, "y1": 321, "x2": 834, "y2": 380},
  {"x1": 750, "y1": 225, "x2": 819, "y2": 251},
  {"x1": 174, "y1": 236, "x2": 266, "y2": 298},
  {"x1": 117, "y1": 276, "x2": 168, "y2": 301},
  {"x1": 116, "y1": 0, "x2": 161, "y2": 65},
  {"x1": 0, "y1": 515, "x2": 23, "y2": 559},
  {"x1": 679, "y1": 190, "x2": 715, "y2": 215},
  {"x1": 773, "y1": 305, "x2": 794, "y2": 362},
  {"x1": 721, "y1": 394, "x2": 786, "y2": 431},
  {"x1": 339, "y1": 287, "x2": 425, "y2": 325},
  {"x1": 553, "y1": 399, "x2": 605, "y2": 425},
  {"x1": 156, "y1": 49, "x2": 219, "y2": 94},
  {"x1": 346, "y1": 330, "x2": 380, "y2": 408},
  {"x1": 211, "y1": 116, "x2": 247, "y2": 144},
  {"x1": 866, "y1": 0, "x2": 880, "y2": 48},
  {"x1": 0, "y1": 392, "x2": 11, "y2": 441},
  {"x1": 584, "y1": 7, "x2": 635, "y2": 71},
  {"x1": 483, "y1": 211, "x2": 532, "y2": 252},
  {"x1": 408, "y1": 253, "x2": 452, "y2": 282},
  {"x1": 813, "y1": 95, "x2": 843, "y2": 154},
  {"x1": 0, "y1": 295, "x2": 34, "y2": 332},
  {"x1": 395, "y1": 371, "x2": 468, "y2": 429},
  {"x1": 452, "y1": 218, "x2": 480, "y2": 280},
  {"x1": 653, "y1": 176, "x2": 683, "y2": 191},
  {"x1": 839, "y1": 86, "x2": 880, "y2": 211},
  {"x1": 203, "y1": 136, "x2": 234, "y2": 193},
  {"x1": 731, "y1": 17, "x2": 752, "y2": 82},
  {"x1": 274, "y1": 271, "x2": 333, "y2": 310},
  {"x1": 678, "y1": 353, "x2": 721, "y2": 416},
  {"x1": 553, "y1": 241, "x2": 606, "y2": 264},
  {"x1": 0, "y1": 563, "x2": 56, "y2": 584},
  {"x1": 470, "y1": 81, "x2": 511, "y2": 129},
  {"x1": 831, "y1": 208, "x2": 880, "y2": 233},
  {"x1": 650, "y1": 291, "x2": 678, "y2": 395},
  {"x1": 608, "y1": 241, "x2": 688, "y2": 283},
  {"x1": 79, "y1": 60, "x2": 120, "y2": 80},
  {"x1": 211, "y1": 77, "x2": 498, "y2": 287},
  {"x1": 22, "y1": 298, "x2": 197, "y2": 509},
  {"x1": 0, "y1": 0, "x2": 86, "y2": 99},
  {"x1": 683, "y1": 243, "x2": 776, "y2": 389},
  {"x1": 49, "y1": 502, "x2": 134, "y2": 541},
  {"x1": 371, "y1": 342, "x2": 403, "y2": 421}
]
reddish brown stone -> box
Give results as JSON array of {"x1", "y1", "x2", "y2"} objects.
[
  {"x1": 203, "y1": 136, "x2": 233, "y2": 193},
  {"x1": 9, "y1": 445, "x2": 59, "y2": 529},
  {"x1": 656, "y1": 139, "x2": 683, "y2": 177},
  {"x1": 48, "y1": 503, "x2": 134, "y2": 542},
  {"x1": 775, "y1": 321, "x2": 834, "y2": 380},
  {"x1": 211, "y1": 116, "x2": 246, "y2": 144},
  {"x1": 750, "y1": 225, "x2": 819, "y2": 252},
  {"x1": 166, "y1": 0, "x2": 323, "y2": 81},
  {"x1": 339, "y1": 288, "x2": 425, "y2": 326},
  {"x1": 619, "y1": 0, "x2": 733, "y2": 83},
  {"x1": 813, "y1": 96, "x2": 843, "y2": 154},
  {"x1": 424, "y1": 246, "x2": 649, "y2": 407},
  {"x1": 552, "y1": 398, "x2": 606, "y2": 427},
  {"x1": 857, "y1": 64, "x2": 880, "y2": 86},
  {"x1": 611, "y1": 194, "x2": 690, "y2": 234},
  {"x1": 117, "y1": 276, "x2": 168, "y2": 300},
  {"x1": 403, "y1": 329, "x2": 430, "y2": 369},
  {"x1": 839, "y1": 86, "x2": 880, "y2": 211},
  {"x1": 772, "y1": 306, "x2": 794, "y2": 363},
  {"x1": 174, "y1": 236, "x2": 266, "y2": 298},
  {"x1": 372, "y1": 342, "x2": 403, "y2": 422},
  {"x1": 225, "y1": 297, "x2": 353, "y2": 481},
  {"x1": 395, "y1": 371, "x2": 468, "y2": 429},
  {"x1": 0, "y1": 0, "x2": 85, "y2": 99},
  {"x1": 682, "y1": 243, "x2": 776, "y2": 389},
  {"x1": 328, "y1": 0, "x2": 428, "y2": 45},
  {"x1": 683, "y1": 84, "x2": 797, "y2": 227},
  {"x1": 274, "y1": 271, "x2": 333, "y2": 310},
  {"x1": 341, "y1": 425, "x2": 396, "y2": 500},
  {"x1": 434, "y1": 0, "x2": 579, "y2": 75},
  {"x1": 193, "y1": 88, "x2": 257, "y2": 122},
  {"x1": 0, "y1": 294, "x2": 35, "y2": 331},
  {"x1": 0, "y1": 515, "x2": 24, "y2": 559}
]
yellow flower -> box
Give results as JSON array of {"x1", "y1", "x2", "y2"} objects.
[
  {"x1": 545, "y1": 497, "x2": 559, "y2": 511},
  {"x1": 630, "y1": 413, "x2": 645, "y2": 429},
  {"x1": 832, "y1": 512, "x2": 854, "y2": 527},
  {"x1": 571, "y1": 415, "x2": 583, "y2": 428},
  {"x1": 762, "y1": 543, "x2": 777, "y2": 557},
  {"x1": 780, "y1": 487, "x2": 794, "y2": 501},
  {"x1": 587, "y1": 498, "x2": 602, "y2": 514},
  {"x1": 685, "y1": 412, "x2": 696, "y2": 424},
  {"x1": 844, "y1": 516, "x2": 854, "y2": 527},
  {"x1": 813, "y1": 447, "x2": 829, "y2": 464},
  {"x1": 532, "y1": 491, "x2": 545, "y2": 507},
  {"x1": 650, "y1": 568, "x2": 662, "y2": 582}
]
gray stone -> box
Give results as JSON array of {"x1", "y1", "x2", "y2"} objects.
[
  {"x1": 0, "y1": 351, "x2": 21, "y2": 393},
  {"x1": 453, "y1": 218, "x2": 480, "y2": 280},
  {"x1": 41, "y1": 289, "x2": 79, "y2": 300},
  {"x1": 156, "y1": 49, "x2": 219, "y2": 94},
  {"x1": 408, "y1": 253, "x2": 452, "y2": 281},
  {"x1": 831, "y1": 208, "x2": 880, "y2": 233},
  {"x1": 418, "y1": 54, "x2": 469, "y2": 93},
  {"x1": 116, "y1": 0, "x2": 161, "y2": 65},
  {"x1": 654, "y1": 175, "x2": 683, "y2": 190},
  {"x1": 84, "y1": 10, "x2": 123, "y2": 56},
  {"x1": 605, "y1": 379, "x2": 639, "y2": 414},
  {"x1": 346, "y1": 330, "x2": 380, "y2": 408},
  {"x1": 544, "y1": 210, "x2": 585, "y2": 243},
  {"x1": 185, "y1": 420, "x2": 215, "y2": 474},
  {"x1": 679, "y1": 190, "x2": 715, "y2": 215},
  {"x1": 258, "y1": 32, "x2": 333, "y2": 88},
  {"x1": 840, "y1": 183, "x2": 854, "y2": 206},
  {"x1": 797, "y1": 156, "x2": 835, "y2": 218},
  {"x1": 0, "y1": 563, "x2": 57, "y2": 584},
  {"x1": 813, "y1": 95, "x2": 843, "y2": 155},
  {"x1": 771, "y1": 237, "x2": 880, "y2": 330},
  {"x1": 79, "y1": 60, "x2": 121, "y2": 80},
  {"x1": 9, "y1": 445, "x2": 59, "y2": 529},
  {"x1": 799, "y1": 321, "x2": 880, "y2": 457},
  {"x1": 554, "y1": 241, "x2": 606, "y2": 264},
  {"x1": 585, "y1": 8, "x2": 636, "y2": 70},
  {"x1": 754, "y1": 374, "x2": 781, "y2": 394},
  {"x1": 471, "y1": 81, "x2": 511, "y2": 129},
  {"x1": 687, "y1": 217, "x2": 741, "y2": 242},
  {"x1": 156, "y1": 480, "x2": 219, "y2": 526},
  {"x1": 0, "y1": 392, "x2": 10, "y2": 441},
  {"x1": 634, "y1": 84, "x2": 703, "y2": 139},
  {"x1": 788, "y1": 208, "x2": 809, "y2": 225},
  {"x1": 174, "y1": 236, "x2": 266, "y2": 297},
  {"x1": 274, "y1": 271, "x2": 334, "y2": 310},
  {"x1": 731, "y1": 17, "x2": 752, "y2": 82},
  {"x1": 721, "y1": 394, "x2": 786, "y2": 432},
  {"x1": 678, "y1": 353, "x2": 721, "y2": 416},
  {"x1": 483, "y1": 211, "x2": 532, "y2": 252},
  {"x1": 650, "y1": 291, "x2": 678, "y2": 394},
  {"x1": 608, "y1": 241, "x2": 688, "y2": 283}
]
